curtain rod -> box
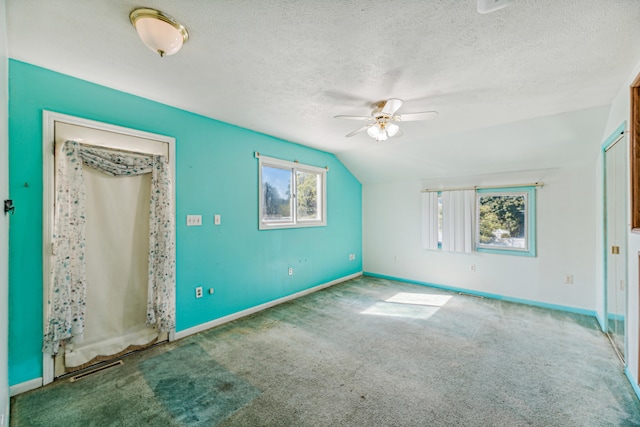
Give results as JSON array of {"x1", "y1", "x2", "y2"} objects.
[
  {"x1": 254, "y1": 151, "x2": 329, "y2": 171},
  {"x1": 422, "y1": 182, "x2": 544, "y2": 193}
]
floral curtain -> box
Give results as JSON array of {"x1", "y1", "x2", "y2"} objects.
[{"x1": 44, "y1": 140, "x2": 175, "y2": 354}]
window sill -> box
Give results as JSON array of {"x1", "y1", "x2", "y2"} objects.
[
  {"x1": 476, "y1": 247, "x2": 536, "y2": 257},
  {"x1": 259, "y1": 222, "x2": 326, "y2": 230}
]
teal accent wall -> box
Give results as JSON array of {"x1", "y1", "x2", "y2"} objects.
[{"x1": 8, "y1": 60, "x2": 362, "y2": 386}]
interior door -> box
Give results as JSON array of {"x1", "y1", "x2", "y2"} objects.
[
  {"x1": 605, "y1": 136, "x2": 627, "y2": 360},
  {"x1": 51, "y1": 120, "x2": 170, "y2": 377}
]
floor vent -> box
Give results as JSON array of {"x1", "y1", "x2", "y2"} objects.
[{"x1": 70, "y1": 360, "x2": 123, "y2": 382}]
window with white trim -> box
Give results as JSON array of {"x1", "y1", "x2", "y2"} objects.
[
  {"x1": 258, "y1": 155, "x2": 327, "y2": 229},
  {"x1": 422, "y1": 186, "x2": 537, "y2": 256},
  {"x1": 476, "y1": 187, "x2": 536, "y2": 257}
]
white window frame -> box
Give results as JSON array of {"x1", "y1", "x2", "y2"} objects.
[
  {"x1": 258, "y1": 155, "x2": 327, "y2": 230},
  {"x1": 475, "y1": 187, "x2": 536, "y2": 257}
]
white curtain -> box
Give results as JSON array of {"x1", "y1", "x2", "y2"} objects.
[
  {"x1": 65, "y1": 168, "x2": 156, "y2": 368},
  {"x1": 441, "y1": 190, "x2": 475, "y2": 253},
  {"x1": 421, "y1": 191, "x2": 439, "y2": 250},
  {"x1": 44, "y1": 140, "x2": 175, "y2": 354}
]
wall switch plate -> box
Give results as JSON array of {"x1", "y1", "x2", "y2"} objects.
[
  {"x1": 349, "y1": 253, "x2": 356, "y2": 260},
  {"x1": 195, "y1": 286, "x2": 203, "y2": 298},
  {"x1": 214, "y1": 214, "x2": 221, "y2": 225},
  {"x1": 563, "y1": 274, "x2": 573, "y2": 285},
  {"x1": 470, "y1": 264, "x2": 476, "y2": 272},
  {"x1": 209, "y1": 288, "x2": 215, "y2": 294},
  {"x1": 288, "y1": 267, "x2": 293, "y2": 276},
  {"x1": 187, "y1": 215, "x2": 202, "y2": 226}
]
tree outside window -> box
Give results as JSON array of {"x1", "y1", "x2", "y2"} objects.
[{"x1": 476, "y1": 187, "x2": 536, "y2": 256}]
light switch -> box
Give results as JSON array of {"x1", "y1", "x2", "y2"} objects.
[
  {"x1": 187, "y1": 215, "x2": 202, "y2": 226},
  {"x1": 214, "y1": 214, "x2": 221, "y2": 225}
]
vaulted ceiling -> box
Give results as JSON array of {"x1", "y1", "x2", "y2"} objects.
[{"x1": 7, "y1": 1, "x2": 640, "y2": 183}]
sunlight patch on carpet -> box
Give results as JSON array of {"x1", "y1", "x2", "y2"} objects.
[
  {"x1": 386, "y1": 292, "x2": 452, "y2": 307},
  {"x1": 360, "y1": 292, "x2": 452, "y2": 319}
]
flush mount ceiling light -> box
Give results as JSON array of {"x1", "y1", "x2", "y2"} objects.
[{"x1": 129, "y1": 8, "x2": 189, "y2": 57}]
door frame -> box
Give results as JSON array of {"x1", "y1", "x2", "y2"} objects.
[
  {"x1": 601, "y1": 122, "x2": 628, "y2": 361},
  {"x1": 41, "y1": 111, "x2": 176, "y2": 385}
]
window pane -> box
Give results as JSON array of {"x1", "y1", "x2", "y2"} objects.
[
  {"x1": 262, "y1": 165, "x2": 292, "y2": 221},
  {"x1": 296, "y1": 170, "x2": 320, "y2": 221},
  {"x1": 478, "y1": 193, "x2": 527, "y2": 249}
]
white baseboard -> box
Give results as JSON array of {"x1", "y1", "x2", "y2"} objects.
[
  {"x1": 175, "y1": 271, "x2": 363, "y2": 340},
  {"x1": 9, "y1": 378, "x2": 42, "y2": 397}
]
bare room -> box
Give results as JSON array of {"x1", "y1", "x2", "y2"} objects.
[{"x1": 2, "y1": 0, "x2": 640, "y2": 425}]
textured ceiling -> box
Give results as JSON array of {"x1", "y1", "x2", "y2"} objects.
[{"x1": 7, "y1": 0, "x2": 640, "y2": 183}]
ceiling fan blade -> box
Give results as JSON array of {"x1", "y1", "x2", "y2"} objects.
[
  {"x1": 395, "y1": 111, "x2": 439, "y2": 122},
  {"x1": 345, "y1": 125, "x2": 371, "y2": 137},
  {"x1": 334, "y1": 115, "x2": 374, "y2": 121},
  {"x1": 381, "y1": 98, "x2": 404, "y2": 115}
]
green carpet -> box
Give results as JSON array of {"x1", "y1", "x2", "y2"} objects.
[
  {"x1": 140, "y1": 343, "x2": 260, "y2": 425},
  {"x1": 10, "y1": 276, "x2": 640, "y2": 426}
]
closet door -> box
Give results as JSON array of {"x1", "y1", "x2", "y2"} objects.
[{"x1": 605, "y1": 136, "x2": 626, "y2": 360}]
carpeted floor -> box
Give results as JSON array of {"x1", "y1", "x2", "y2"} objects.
[{"x1": 10, "y1": 276, "x2": 640, "y2": 426}]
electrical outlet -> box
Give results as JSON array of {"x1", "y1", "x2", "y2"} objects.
[
  {"x1": 195, "y1": 286, "x2": 203, "y2": 298},
  {"x1": 348, "y1": 253, "x2": 356, "y2": 261},
  {"x1": 563, "y1": 274, "x2": 573, "y2": 285},
  {"x1": 186, "y1": 215, "x2": 202, "y2": 226},
  {"x1": 209, "y1": 288, "x2": 215, "y2": 294},
  {"x1": 288, "y1": 267, "x2": 293, "y2": 276},
  {"x1": 470, "y1": 264, "x2": 476, "y2": 272}
]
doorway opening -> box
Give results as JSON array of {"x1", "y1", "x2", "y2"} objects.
[{"x1": 42, "y1": 112, "x2": 176, "y2": 385}]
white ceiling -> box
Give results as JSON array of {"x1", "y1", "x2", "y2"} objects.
[{"x1": 7, "y1": 0, "x2": 640, "y2": 184}]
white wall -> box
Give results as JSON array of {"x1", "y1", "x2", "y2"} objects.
[
  {"x1": 600, "y1": 57, "x2": 640, "y2": 389},
  {"x1": 363, "y1": 162, "x2": 597, "y2": 310},
  {"x1": 0, "y1": 0, "x2": 8, "y2": 424}
]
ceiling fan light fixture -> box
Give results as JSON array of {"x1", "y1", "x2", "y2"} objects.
[
  {"x1": 130, "y1": 8, "x2": 189, "y2": 57},
  {"x1": 367, "y1": 124, "x2": 382, "y2": 138},
  {"x1": 375, "y1": 131, "x2": 389, "y2": 142},
  {"x1": 386, "y1": 122, "x2": 400, "y2": 137},
  {"x1": 335, "y1": 98, "x2": 438, "y2": 141}
]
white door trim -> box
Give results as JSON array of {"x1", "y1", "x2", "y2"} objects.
[{"x1": 42, "y1": 111, "x2": 176, "y2": 385}]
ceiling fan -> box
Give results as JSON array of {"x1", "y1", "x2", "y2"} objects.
[
  {"x1": 477, "y1": 0, "x2": 512, "y2": 14},
  {"x1": 334, "y1": 98, "x2": 438, "y2": 142}
]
